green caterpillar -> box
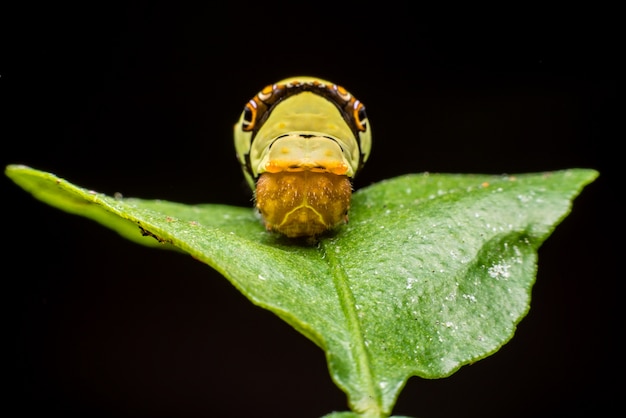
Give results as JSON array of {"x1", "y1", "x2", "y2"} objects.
[{"x1": 234, "y1": 76, "x2": 372, "y2": 238}]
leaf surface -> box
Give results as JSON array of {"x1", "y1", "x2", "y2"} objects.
[{"x1": 6, "y1": 165, "x2": 598, "y2": 417}]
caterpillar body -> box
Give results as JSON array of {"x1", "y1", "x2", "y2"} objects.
[{"x1": 234, "y1": 76, "x2": 372, "y2": 238}]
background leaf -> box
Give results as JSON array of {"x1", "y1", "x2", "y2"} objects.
[{"x1": 5, "y1": 165, "x2": 598, "y2": 417}]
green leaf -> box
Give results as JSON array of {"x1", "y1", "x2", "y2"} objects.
[
  {"x1": 6, "y1": 164, "x2": 598, "y2": 417},
  {"x1": 322, "y1": 413, "x2": 414, "y2": 418}
]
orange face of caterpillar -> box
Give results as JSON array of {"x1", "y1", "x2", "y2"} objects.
[{"x1": 255, "y1": 171, "x2": 352, "y2": 238}]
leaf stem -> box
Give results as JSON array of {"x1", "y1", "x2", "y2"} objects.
[{"x1": 320, "y1": 240, "x2": 384, "y2": 417}]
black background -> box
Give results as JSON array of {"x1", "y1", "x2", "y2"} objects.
[{"x1": 2, "y1": 5, "x2": 619, "y2": 418}]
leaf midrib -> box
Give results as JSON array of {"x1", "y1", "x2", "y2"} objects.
[{"x1": 321, "y1": 239, "x2": 383, "y2": 416}]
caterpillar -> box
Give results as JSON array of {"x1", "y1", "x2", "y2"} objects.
[{"x1": 234, "y1": 76, "x2": 372, "y2": 238}]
